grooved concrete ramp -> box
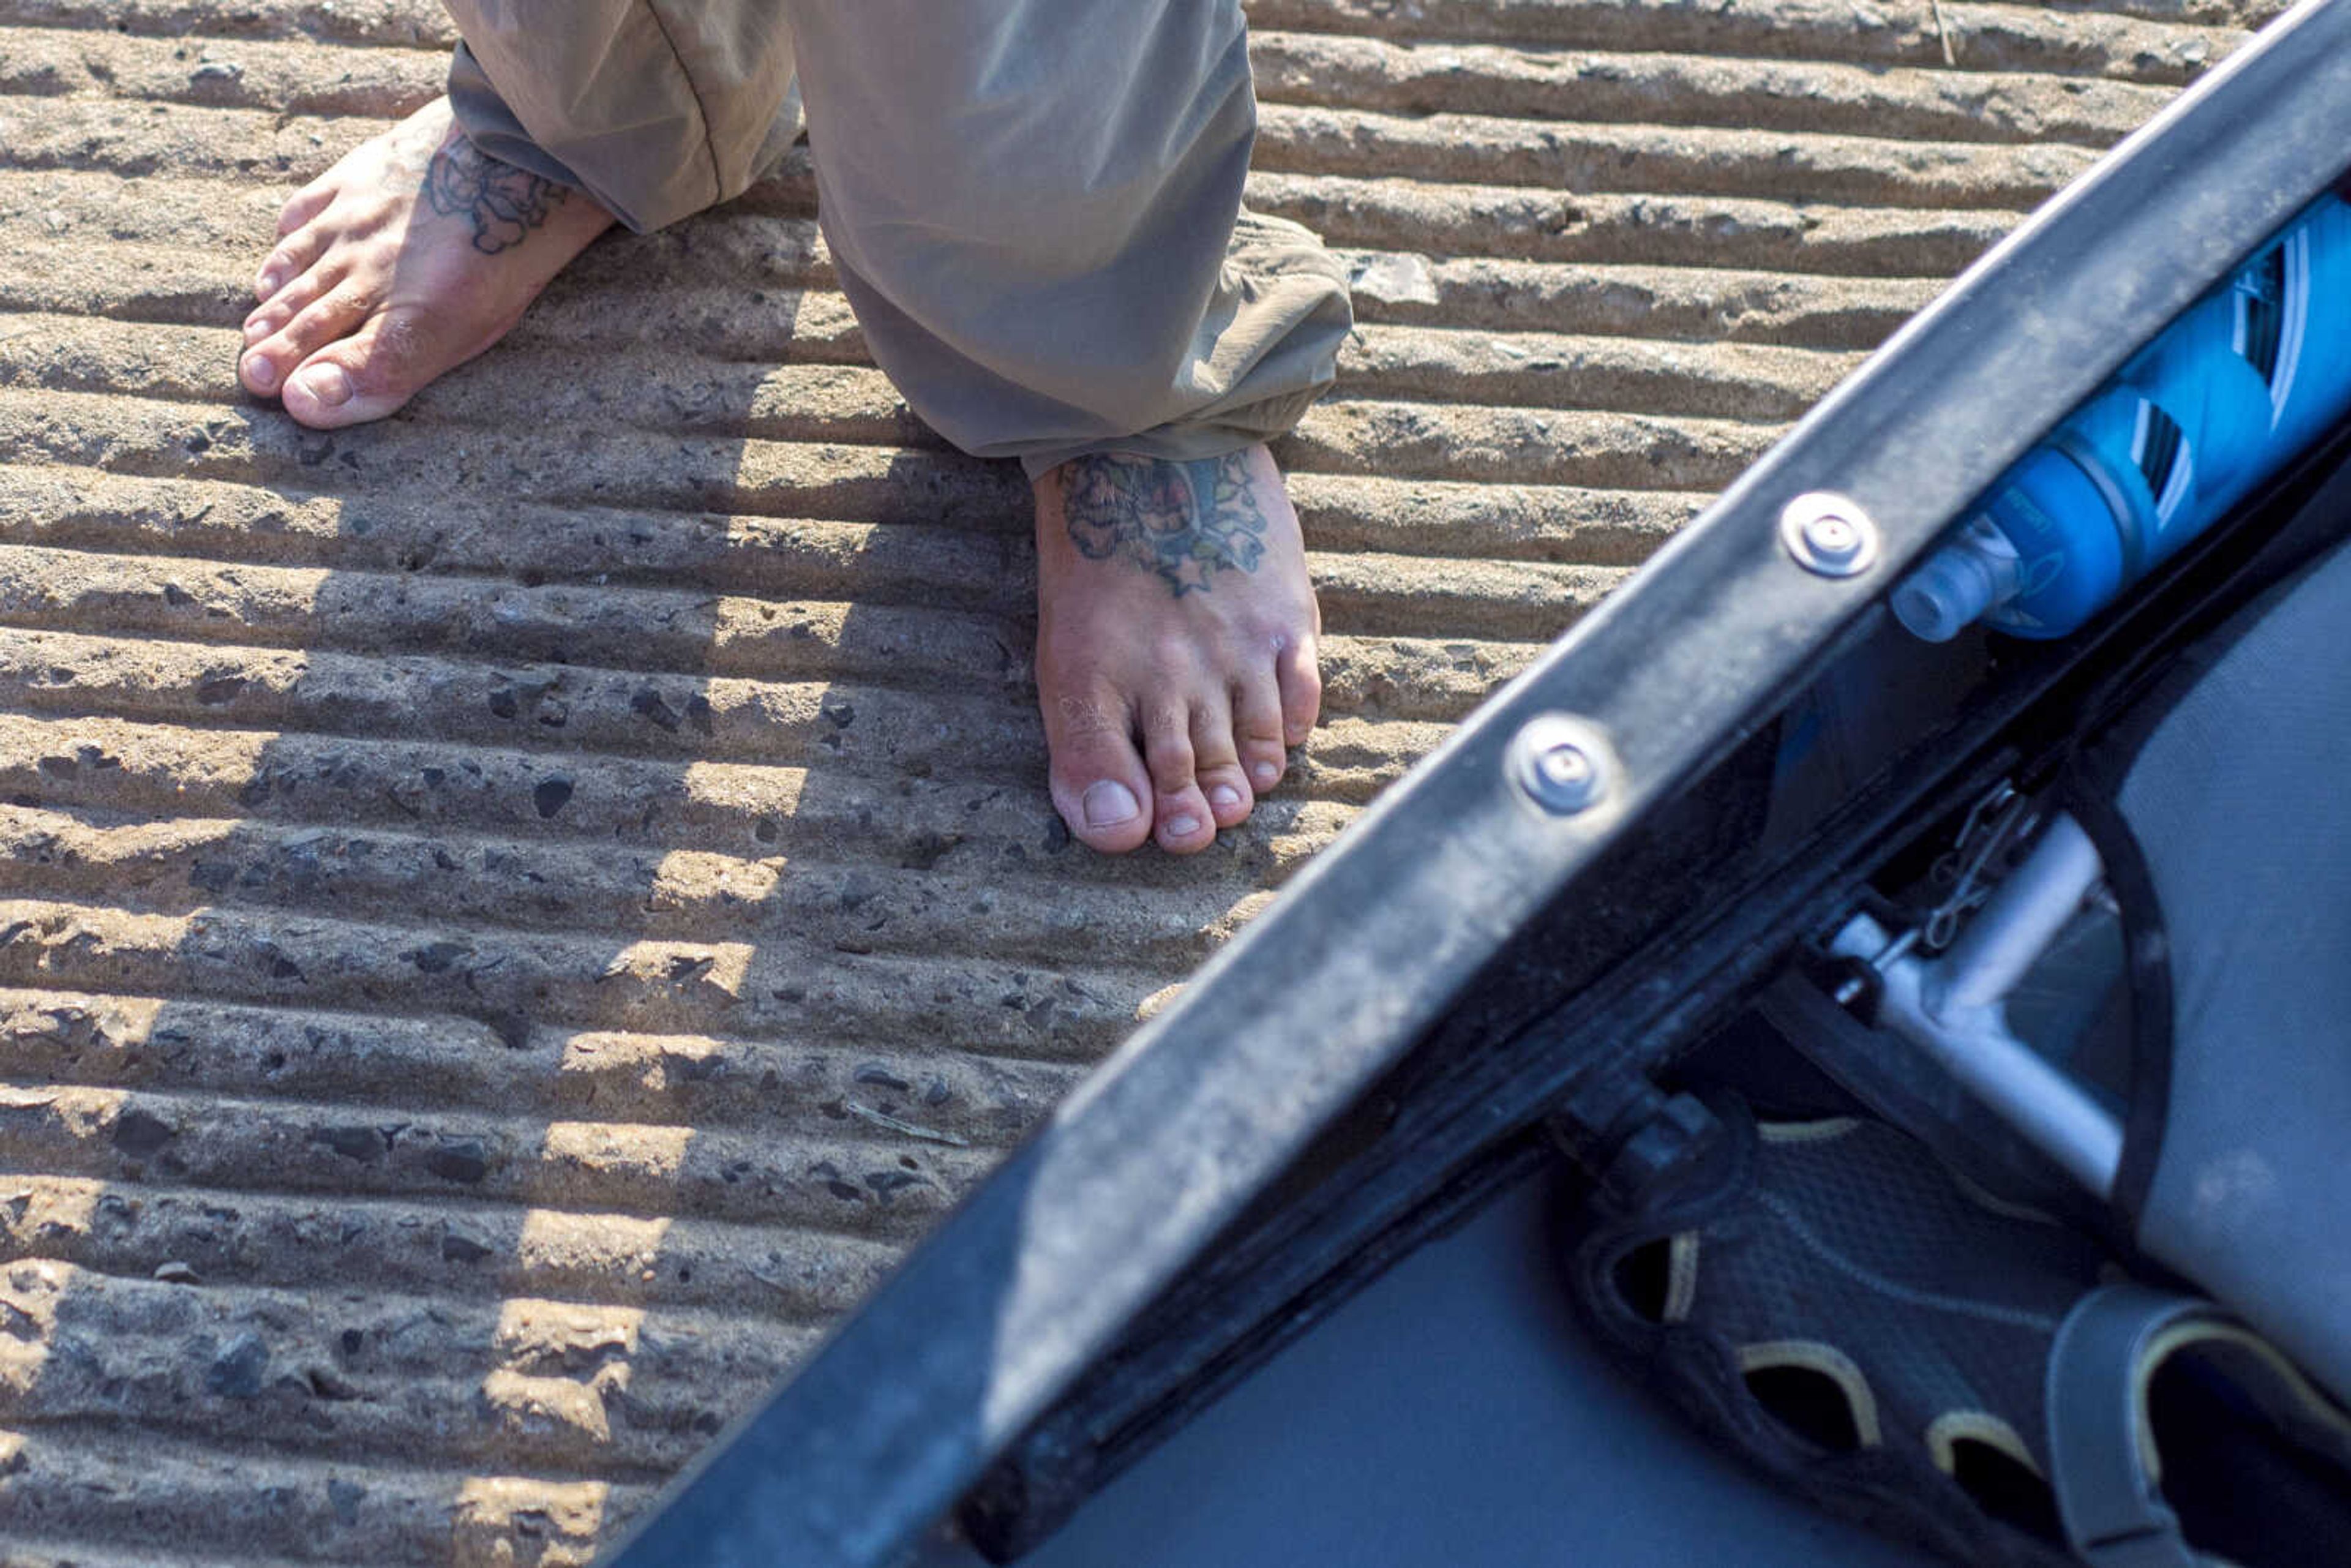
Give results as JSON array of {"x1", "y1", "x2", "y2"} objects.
[{"x1": 0, "y1": 2, "x2": 2276, "y2": 1563}]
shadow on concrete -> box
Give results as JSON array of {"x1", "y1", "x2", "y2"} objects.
[{"x1": 0, "y1": 151, "x2": 1138, "y2": 1565}]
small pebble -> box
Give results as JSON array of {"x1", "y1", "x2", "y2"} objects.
[
  {"x1": 206, "y1": 1330, "x2": 269, "y2": 1399},
  {"x1": 153, "y1": 1261, "x2": 200, "y2": 1285}
]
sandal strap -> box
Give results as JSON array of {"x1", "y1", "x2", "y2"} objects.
[{"x1": 2045, "y1": 1285, "x2": 2214, "y2": 1568}]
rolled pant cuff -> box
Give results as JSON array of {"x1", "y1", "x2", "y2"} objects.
[
  {"x1": 446, "y1": 43, "x2": 599, "y2": 210},
  {"x1": 1012, "y1": 383, "x2": 1330, "y2": 481},
  {"x1": 443, "y1": 20, "x2": 800, "y2": 236},
  {"x1": 978, "y1": 213, "x2": 1356, "y2": 481}
]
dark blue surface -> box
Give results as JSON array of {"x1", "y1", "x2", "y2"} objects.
[{"x1": 954, "y1": 1173, "x2": 1941, "y2": 1568}]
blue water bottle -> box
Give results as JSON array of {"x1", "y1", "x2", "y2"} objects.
[{"x1": 1894, "y1": 193, "x2": 2351, "y2": 643}]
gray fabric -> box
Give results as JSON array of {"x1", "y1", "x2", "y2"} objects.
[
  {"x1": 451, "y1": 40, "x2": 801, "y2": 222},
  {"x1": 2119, "y1": 537, "x2": 2351, "y2": 1404},
  {"x1": 440, "y1": 0, "x2": 1352, "y2": 475},
  {"x1": 446, "y1": 4, "x2": 803, "y2": 236},
  {"x1": 780, "y1": 0, "x2": 1351, "y2": 478},
  {"x1": 2043, "y1": 1286, "x2": 2206, "y2": 1568}
]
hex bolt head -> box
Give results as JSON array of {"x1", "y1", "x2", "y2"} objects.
[
  {"x1": 1780, "y1": 492, "x2": 1880, "y2": 579},
  {"x1": 1510, "y1": 713, "x2": 1614, "y2": 816}
]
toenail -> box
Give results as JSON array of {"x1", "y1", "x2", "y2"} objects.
[
  {"x1": 241, "y1": 353, "x2": 279, "y2": 391},
  {"x1": 1250, "y1": 762, "x2": 1278, "y2": 787},
  {"x1": 242, "y1": 318, "x2": 271, "y2": 345},
  {"x1": 1082, "y1": 780, "x2": 1140, "y2": 828},
  {"x1": 1167, "y1": 814, "x2": 1202, "y2": 839},
  {"x1": 295, "y1": 364, "x2": 353, "y2": 406},
  {"x1": 1210, "y1": 786, "x2": 1242, "y2": 812},
  {"x1": 257, "y1": 271, "x2": 282, "y2": 296}
]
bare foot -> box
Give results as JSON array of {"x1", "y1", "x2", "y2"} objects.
[
  {"x1": 239, "y1": 96, "x2": 615, "y2": 427},
  {"x1": 1033, "y1": 445, "x2": 1322, "y2": 855}
]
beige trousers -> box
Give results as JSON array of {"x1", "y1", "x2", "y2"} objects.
[{"x1": 444, "y1": 0, "x2": 1353, "y2": 477}]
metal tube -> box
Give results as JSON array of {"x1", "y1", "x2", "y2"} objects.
[
  {"x1": 1929, "y1": 812, "x2": 2105, "y2": 1016},
  {"x1": 1832, "y1": 910, "x2": 2124, "y2": 1198}
]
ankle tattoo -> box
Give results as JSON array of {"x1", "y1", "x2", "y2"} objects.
[
  {"x1": 422, "y1": 137, "x2": 569, "y2": 255},
  {"x1": 1061, "y1": 452, "x2": 1269, "y2": 598}
]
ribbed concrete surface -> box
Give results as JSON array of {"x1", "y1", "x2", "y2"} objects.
[{"x1": 0, "y1": 1, "x2": 2279, "y2": 1562}]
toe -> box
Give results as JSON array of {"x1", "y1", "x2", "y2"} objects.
[
  {"x1": 1190, "y1": 700, "x2": 1254, "y2": 831},
  {"x1": 279, "y1": 306, "x2": 449, "y2": 428},
  {"x1": 253, "y1": 225, "x2": 327, "y2": 302},
  {"x1": 242, "y1": 263, "x2": 334, "y2": 348},
  {"x1": 1275, "y1": 632, "x2": 1324, "y2": 749},
  {"x1": 1155, "y1": 781, "x2": 1218, "y2": 854},
  {"x1": 1043, "y1": 686, "x2": 1154, "y2": 855},
  {"x1": 1232, "y1": 671, "x2": 1289, "y2": 797},
  {"x1": 242, "y1": 278, "x2": 369, "y2": 397},
  {"x1": 1144, "y1": 707, "x2": 1217, "y2": 855},
  {"x1": 276, "y1": 182, "x2": 334, "y2": 239}
]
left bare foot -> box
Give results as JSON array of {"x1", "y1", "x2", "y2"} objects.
[
  {"x1": 1032, "y1": 445, "x2": 1322, "y2": 855},
  {"x1": 238, "y1": 97, "x2": 615, "y2": 428}
]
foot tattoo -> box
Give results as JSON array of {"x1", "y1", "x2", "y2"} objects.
[
  {"x1": 1060, "y1": 452, "x2": 1269, "y2": 598},
  {"x1": 422, "y1": 138, "x2": 569, "y2": 255}
]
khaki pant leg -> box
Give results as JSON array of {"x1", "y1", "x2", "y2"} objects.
[
  {"x1": 779, "y1": 0, "x2": 1354, "y2": 477},
  {"x1": 443, "y1": 1, "x2": 798, "y2": 235}
]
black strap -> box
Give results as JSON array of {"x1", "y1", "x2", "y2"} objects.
[{"x1": 2052, "y1": 782, "x2": 2172, "y2": 1239}]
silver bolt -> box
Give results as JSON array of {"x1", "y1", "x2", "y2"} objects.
[
  {"x1": 1805, "y1": 512, "x2": 1859, "y2": 560},
  {"x1": 1511, "y1": 714, "x2": 1613, "y2": 815},
  {"x1": 1780, "y1": 492, "x2": 1880, "y2": 579},
  {"x1": 1536, "y1": 743, "x2": 1593, "y2": 791}
]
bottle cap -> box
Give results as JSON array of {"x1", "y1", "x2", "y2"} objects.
[{"x1": 1892, "y1": 539, "x2": 2001, "y2": 642}]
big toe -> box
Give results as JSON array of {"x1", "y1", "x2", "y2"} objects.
[
  {"x1": 1045, "y1": 692, "x2": 1155, "y2": 855},
  {"x1": 280, "y1": 309, "x2": 447, "y2": 429},
  {"x1": 1069, "y1": 776, "x2": 1154, "y2": 855}
]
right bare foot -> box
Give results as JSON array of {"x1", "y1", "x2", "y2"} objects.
[{"x1": 239, "y1": 96, "x2": 615, "y2": 428}]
